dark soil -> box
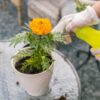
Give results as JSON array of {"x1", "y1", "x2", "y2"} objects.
[
  {"x1": 15, "y1": 56, "x2": 41, "y2": 74},
  {"x1": 15, "y1": 55, "x2": 52, "y2": 74}
]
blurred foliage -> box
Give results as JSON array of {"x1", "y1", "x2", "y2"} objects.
[{"x1": 75, "y1": 0, "x2": 86, "y2": 12}]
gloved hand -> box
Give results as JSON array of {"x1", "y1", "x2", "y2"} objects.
[
  {"x1": 66, "y1": 6, "x2": 99, "y2": 32},
  {"x1": 91, "y1": 48, "x2": 100, "y2": 61},
  {"x1": 51, "y1": 14, "x2": 74, "y2": 33},
  {"x1": 51, "y1": 14, "x2": 74, "y2": 44}
]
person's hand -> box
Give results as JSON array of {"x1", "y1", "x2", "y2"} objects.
[
  {"x1": 66, "y1": 6, "x2": 99, "y2": 32},
  {"x1": 51, "y1": 14, "x2": 75, "y2": 33},
  {"x1": 91, "y1": 48, "x2": 100, "y2": 61},
  {"x1": 51, "y1": 14, "x2": 75, "y2": 44},
  {"x1": 52, "y1": 6, "x2": 99, "y2": 33}
]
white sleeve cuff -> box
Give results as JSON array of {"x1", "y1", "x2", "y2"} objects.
[{"x1": 86, "y1": 6, "x2": 99, "y2": 24}]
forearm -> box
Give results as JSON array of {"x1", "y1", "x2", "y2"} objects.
[{"x1": 93, "y1": 1, "x2": 100, "y2": 18}]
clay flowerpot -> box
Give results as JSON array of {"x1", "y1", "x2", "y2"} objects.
[{"x1": 11, "y1": 49, "x2": 54, "y2": 96}]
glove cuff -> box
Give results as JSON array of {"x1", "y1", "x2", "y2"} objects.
[{"x1": 86, "y1": 6, "x2": 99, "y2": 24}]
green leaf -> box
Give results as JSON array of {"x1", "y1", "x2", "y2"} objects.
[
  {"x1": 10, "y1": 28, "x2": 65, "y2": 73},
  {"x1": 9, "y1": 31, "x2": 29, "y2": 47}
]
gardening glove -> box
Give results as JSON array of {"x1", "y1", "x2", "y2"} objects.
[
  {"x1": 51, "y1": 14, "x2": 74, "y2": 44},
  {"x1": 91, "y1": 48, "x2": 100, "y2": 61},
  {"x1": 51, "y1": 14, "x2": 74, "y2": 33},
  {"x1": 66, "y1": 6, "x2": 99, "y2": 32},
  {"x1": 51, "y1": 14, "x2": 75, "y2": 44}
]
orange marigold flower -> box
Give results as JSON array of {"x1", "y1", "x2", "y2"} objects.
[{"x1": 29, "y1": 18, "x2": 52, "y2": 35}]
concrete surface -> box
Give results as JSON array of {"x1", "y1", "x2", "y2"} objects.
[{"x1": 0, "y1": 42, "x2": 80, "y2": 100}]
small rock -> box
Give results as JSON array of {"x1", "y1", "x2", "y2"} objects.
[
  {"x1": 16, "y1": 81, "x2": 20, "y2": 86},
  {"x1": 55, "y1": 96, "x2": 66, "y2": 100}
]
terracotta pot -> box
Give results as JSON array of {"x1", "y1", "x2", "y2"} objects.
[{"x1": 11, "y1": 49, "x2": 54, "y2": 96}]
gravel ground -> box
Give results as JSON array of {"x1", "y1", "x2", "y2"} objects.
[
  {"x1": 0, "y1": 0, "x2": 100, "y2": 100},
  {"x1": 0, "y1": 0, "x2": 28, "y2": 40}
]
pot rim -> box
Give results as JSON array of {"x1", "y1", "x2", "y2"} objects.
[{"x1": 11, "y1": 48, "x2": 54, "y2": 76}]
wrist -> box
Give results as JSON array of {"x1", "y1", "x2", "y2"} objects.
[
  {"x1": 84, "y1": 6, "x2": 99, "y2": 24},
  {"x1": 93, "y1": 2, "x2": 100, "y2": 18}
]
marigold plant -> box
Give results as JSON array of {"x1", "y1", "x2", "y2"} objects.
[{"x1": 10, "y1": 18, "x2": 64, "y2": 74}]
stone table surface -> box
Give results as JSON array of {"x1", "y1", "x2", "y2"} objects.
[{"x1": 0, "y1": 42, "x2": 81, "y2": 100}]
